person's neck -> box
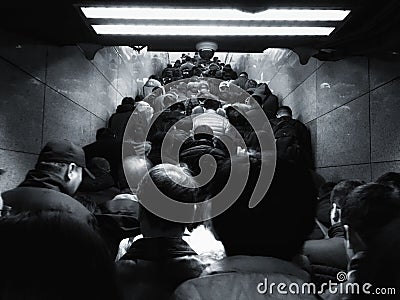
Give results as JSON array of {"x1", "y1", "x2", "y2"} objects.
[{"x1": 141, "y1": 223, "x2": 184, "y2": 238}]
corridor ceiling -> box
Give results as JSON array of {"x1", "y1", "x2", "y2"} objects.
[{"x1": 1, "y1": 1, "x2": 400, "y2": 61}]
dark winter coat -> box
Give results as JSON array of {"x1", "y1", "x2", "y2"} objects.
[{"x1": 116, "y1": 237, "x2": 206, "y2": 300}]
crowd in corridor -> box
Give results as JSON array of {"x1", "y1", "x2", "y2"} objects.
[{"x1": 0, "y1": 54, "x2": 399, "y2": 300}]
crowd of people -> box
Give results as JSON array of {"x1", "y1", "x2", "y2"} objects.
[{"x1": 0, "y1": 55, "x2": 399, "y2": 299}]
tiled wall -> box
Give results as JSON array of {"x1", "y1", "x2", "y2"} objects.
[
  {"x1": 0, "y1": 45, "x2": 135, "y2": 191},
  {"x1": 258, "y1": 51, "x2": 400, "y2": 183}
]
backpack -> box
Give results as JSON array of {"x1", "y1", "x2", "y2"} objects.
[{"x1": 272, "y1": 118, "x2": 302, "y2": 163}]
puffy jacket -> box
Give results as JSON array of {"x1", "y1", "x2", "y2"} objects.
[
  {"x1": 303, "y1": 237, "x2": 348, "y2": 288},
  {"x1": 116, "y1": 237, "x2": 206, "y2": 300},
  {"x1": 192, "y1": 110, "x2": 237, "y2": 140},
  {"x1": 2, "y1": 169, "x2": 94, "y2": 225},
  {"x1": 172, "y1": 255, "x2": 318, "y2": 300}
]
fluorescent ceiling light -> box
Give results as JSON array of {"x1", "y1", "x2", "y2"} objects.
[
  {"x1": 92, "y1": 25, "x2": 335, "y2": 36},
  {"x1": 81, "y1": 7, "x2": 350, "y2": 22}
]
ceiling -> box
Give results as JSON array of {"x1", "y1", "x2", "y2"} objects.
[{"x1": 1, "y1": 0, "x2": 400, "y2": 62}]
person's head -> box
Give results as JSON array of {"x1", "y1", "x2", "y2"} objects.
[
  {"x1": 0, "y1": 211, "x2": 118, "y2": 300},
  {"x1": 192, "y1": 67, "x2": 203, "y2": 77},
  {"x1": 276, "y1": 106, "x2": 293, "y2": 118},
  {"x1": 173, "y1": 60, "x2": 181, "y2": 67},
  {"x1": 122, "y1": 156, "x2": 152, "y2": 192},
  {"x1": 169, "y1": 101, "x2": 185, "y2": 112},
  {"x1": 135, "y1": 94, "x2": 144, "y2": 103},
  {"x1": 194, "y1": 125, "x2": 214, "y2": 141},
  {"x1": 245, "y1": 79, "x2": 257, "y2": 89},
  {"x1": 330, "y1": 180, "x2": 365, "y2": 225},
  {"x1": 163, "y1": 94, "x2": 177, "y2": 109},
  {"x1": 342, "y1": 183, "x2": 400, "y2": 254},
  {"x1": 198, "y1": 81, "x2": 209, "y2": 93},
  {"x1": 137, "y1": 164, "x2": 198, "y2": 237},
  {"x1": 121, "y1": 96, "x2": 135, "y2": 106},
  {"x1": 239, "y1": 71, "x2": 248, "y2": 78},
  {"x1": 95, "y1": 127, "x2": 116, "y2": 141},
  {"x1": 219, "y1": 81, "x2": 230, "y2": 93},
  {"x1": 376, "y1": 171, "x2": 400, "y2": 191},
  {"x1": 203, "y1": 98, "x2": 220, "y2": 111},
  {"x1": 210, "y1": 157, "x2": 317, "y2": 260},
  {"x1": 185, "y1": 56, "x2": 191, "y2": 62},
  {"x1": 225, "y1": 106, "x2": 248, "y2": 127},
  {"x1": 36, "y1": 140, "x2": 94, "y2": 195},
  {"x1": 87, "y1": 157, "x2": 111, "y2": 177}
]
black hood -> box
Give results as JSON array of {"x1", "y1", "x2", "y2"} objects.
[{"x1": 116, "y1": 103, "x2": 135, "y2": 113}]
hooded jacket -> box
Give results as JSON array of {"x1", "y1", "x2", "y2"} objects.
[{"x1": 108, "y1": 103, "x2": 135, "y2": 142}]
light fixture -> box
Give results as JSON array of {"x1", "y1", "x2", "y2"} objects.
[
  {"x1": 81, "y1": 7, "x2": 350, "y2": 22},
  {"x1": 92, "y1": 25, "x2": 335, "y2": 36}
]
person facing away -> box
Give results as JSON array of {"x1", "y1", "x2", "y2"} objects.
[
  {"x1": 83, "y1": 127, "x2": 120, "y2": 183},
  {"x1": 75, "y1": 157, "x2": 120, "y2": 210},
  {"x1": 108, "y1": 97, "x2": 136, "y2": 143},
  {"x1": 0, "y1": 210, "x2": 120, "y2": 300},
  {"x1": 172, "y1": 157, "x2": 318, "y2": 300},
  {"x1": 1, "y1": 140, "x2": 95, "y2": 225},
  {"x1": 115, "y1": 163, "x2": 206, "y2": 300},
  {"x1": 192, "y1": 97, "x2": 238, "y2": 142},
  {"x1": 270, "y1": 106, "x2": 313, "y2": 169}
]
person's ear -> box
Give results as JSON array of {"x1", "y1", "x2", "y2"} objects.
[
  {"x1": 330, "y1": 203, "x2": 341, "y2": 226},
  {"x1": 66, "y1": 163, "x2": 78, "y2": 181}
]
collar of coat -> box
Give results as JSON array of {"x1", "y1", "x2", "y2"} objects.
[
  {"x1": 121, "y1": 237, "x2": 197, "y2": 261},
  {"x1": 202, "y1": 255, "x2": 310, "y2": 282}
]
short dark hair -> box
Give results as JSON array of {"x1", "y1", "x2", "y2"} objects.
[
  {"x1": 210, "y1": 157, "x2": 317, "y2": 260},
  {"x1": 96, "y1": 127, "x2": 116, "y2": 141},
  {"x1": 169, "y1": 102, "x2": 185, "y2": 112},
  {"x1": 330, "y1": 180, "x2": 365, "y2": 208},
  {"x1": 203, "y1": 98, "x2": 220, "y2": 110},
  {"x1": 35, "y1": 161, "x2": 70, "y2": 174},
  {"x1": 277, "y1": 106, "x2": 292, "y2": 116},
  {"x1": 342, "y1": 183, "x2": 400, "y2": 242},
  {"x1": 121, "y1": 97, "x2": 135, "y2": 105},
  {"x1": 376, "y1": 171, "x2": 400, "y2": 190}
]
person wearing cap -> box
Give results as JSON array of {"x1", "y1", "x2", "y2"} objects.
[{"x1": 1, "y1": 140, "x2": 95, "y2": 225}]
